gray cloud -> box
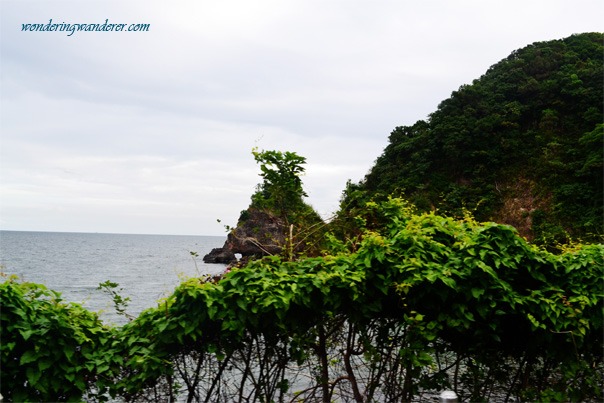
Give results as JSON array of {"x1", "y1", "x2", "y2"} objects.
[{"x1": 1, "y1": 0, "x2": 602, "y2": 235}]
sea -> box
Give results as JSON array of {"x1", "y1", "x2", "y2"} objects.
[{"x1": 0, "y1": 230, "x2": 228, "y2": 325}]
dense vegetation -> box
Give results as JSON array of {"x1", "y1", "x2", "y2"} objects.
[
  {"x1": 2, "y1": 34, "x2": 603, "y2": 402},
  {"x1": 358, "y1": 33, "x2": 603, "y2": 246},
  {"x1": 2, "y1": 199, "x2": 602, "y2": 401},
  {"x1": 249, "y1": 148, "x2": 312, "y2": 221}
]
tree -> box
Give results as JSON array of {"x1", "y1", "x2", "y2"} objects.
[
  {"x1": 250, "y1": 148, "x2": 309, "y2": 219},
  {"x1": 358, "y1": 33, "x2": 603, "y2": 245},
  {"x1": 216, "y1": 149, "x2": 324, "y2": 261}
]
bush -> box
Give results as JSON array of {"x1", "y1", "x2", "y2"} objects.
[{"x1": 1, "y1": 199, "x2": 602, "y2": 401}]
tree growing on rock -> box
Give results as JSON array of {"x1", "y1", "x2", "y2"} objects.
[
  {"x1": 247, "y1": 148, "x2": 324, "y2": 258},
  {"x1": 250, "y1": 148, "x2": 310, "y2": 221},
  {"x1": 205, "y1": 149, "x2": 324, "y2": 264}
]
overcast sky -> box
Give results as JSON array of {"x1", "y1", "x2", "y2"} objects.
[{"x1": 1, "y1": 1, "x2": 602, "y2": 236}]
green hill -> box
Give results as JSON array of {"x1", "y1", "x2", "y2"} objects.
[{"x1": 354, "y1": 33, "x2": 603, "y2": 246}]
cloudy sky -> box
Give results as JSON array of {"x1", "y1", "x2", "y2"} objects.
[{"x1": 1, "y1": 1, "x2": 602, "y2": 236}]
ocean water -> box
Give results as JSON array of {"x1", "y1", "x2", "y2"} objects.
[{"x1": 0, "y1": 230, "x2": 227, "y2": 325}]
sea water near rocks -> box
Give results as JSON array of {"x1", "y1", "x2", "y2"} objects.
[{"x1": 0, "y1": 230, "x2": 227, "y2": 325}]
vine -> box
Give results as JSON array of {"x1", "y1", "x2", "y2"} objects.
[{"x1": 1, "y1": 198, "x2": 602, "y2": 401}]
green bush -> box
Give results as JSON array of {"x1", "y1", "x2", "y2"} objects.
[
  {"x1": 0, "y1": 278, "x2": 113, "y2": 402},
  {"x1": 2, "y1": 199, "x2": 601, "y2": 401}
]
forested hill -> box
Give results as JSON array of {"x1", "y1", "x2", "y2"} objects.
[{"x1": 358, "y1": 32, "x2": 603, "y2": 245}]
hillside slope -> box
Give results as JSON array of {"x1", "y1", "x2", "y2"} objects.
[{"x1": 358, "y1": 33, "x2": 602, "y2": 245}]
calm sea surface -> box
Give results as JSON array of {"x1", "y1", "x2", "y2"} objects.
[{"x1": 0, "y1": 230, "x2": 227, "y2": 325}]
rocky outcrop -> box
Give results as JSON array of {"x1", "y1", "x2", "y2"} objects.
[
  {"x1": 225, "y1": 208, "x2": 287, "y2": 256},
  {"x1": 203, "y1": 207, "x2": 288, "y2": 263},
  {"x1": 202, "y1": 247, "x2": 237, "y2": 264}
]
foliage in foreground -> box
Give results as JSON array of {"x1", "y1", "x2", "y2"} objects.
[
  {"x1": 1, "y1": 277, "x2": 113, "y2": 401},
  {"x1": 1, "y1": 199, "x2": 602, "y2": 402}
]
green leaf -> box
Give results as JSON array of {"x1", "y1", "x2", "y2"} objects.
[
  {"x1": 20, "y1": 350, "x2": 38, "y2": 365},
  {"x1": 157, "y1": 321, "x2": 169, "y2": 332},
  {"x1": 19, "y1": 328, "x2": 35, "y2": 341},
  {"x1": 38, "y1": 359, "x2": 53, "y2": 371},
  {"x1": 441, "y1": 276, "x2": 456, "y2": 288},
  {"x1": 236, "y1": 298, "x2": 247, "y2": 311},
  {"x1": 26, "y1": 366, "x2": 42, "y2": 385},
  {"x1": 63, "y1": 345, "x2": 75, "y2": 361},
  {"x1": 471, "y1": 288, "x2": 485, "y2": 299}
]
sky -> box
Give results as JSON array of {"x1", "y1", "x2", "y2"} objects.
[{"x1": 1, "y1": 1, "x2": 602, "y2": 236}]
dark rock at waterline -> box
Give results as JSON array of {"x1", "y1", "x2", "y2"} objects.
[{"x1": 202, "y1": 247, "x2": 237, "y2": 264}]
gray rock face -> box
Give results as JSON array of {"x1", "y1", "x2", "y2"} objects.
[
  {"x1": 203, "y1": 207, "x2": 287, "y2": 263},
  {"x1": 225, "y1": 208, "x2": 286, "y2": 256}
]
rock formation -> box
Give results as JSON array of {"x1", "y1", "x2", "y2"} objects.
[
  {"x1": 203, "y1": 207, "x2": 288, "y2": 263},
  {"x1": 202, "y1": 247, "x2": 237, "y2": 264}
]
